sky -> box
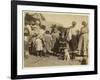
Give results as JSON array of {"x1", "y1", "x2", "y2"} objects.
[
  {"x1": 41, "y1": 12, "x2": 89, "y2": 30},
  {"x1": 24, "y1": 11, "x2": 89, "y2": 30}
]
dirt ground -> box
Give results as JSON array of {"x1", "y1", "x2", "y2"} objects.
[{"x1": 24, "y1": 54, "x2": 82, "y2": 67}]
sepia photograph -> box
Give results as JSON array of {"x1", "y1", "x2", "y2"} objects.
[
  {"x1": 23, "y1": 11, "x2": 89, "y2": 67},
  {"x1": 11, "y1": 1, "x2": 97, "y2": 79}
]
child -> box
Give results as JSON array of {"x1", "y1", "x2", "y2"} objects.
[
  {"x1": 35, "y1": 35, "x2": 43, "y2": 57},
  {"x1": 64, "y1": 48, "x2": 70, "y2": 61}
]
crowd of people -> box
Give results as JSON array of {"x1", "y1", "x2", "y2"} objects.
[{"x1": 24, "y1": 17, "x2": 88, "y2": 64}]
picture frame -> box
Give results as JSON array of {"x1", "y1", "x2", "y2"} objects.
[{"x1": 11, "y1": 0, "x2": 98, "y2": 79}]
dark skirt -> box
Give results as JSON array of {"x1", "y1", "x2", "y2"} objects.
[
  {"x1": 52, "y1": 39, "x2": 59, "y2": 53},
  {"x1": 69, "y1": 35, "x2": 79, "y2": 51}
]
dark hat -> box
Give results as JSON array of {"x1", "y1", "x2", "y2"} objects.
[
  {"x1": 82, "y1": 21, "x2": 87, "y2": 26},
  {"x1": 72, "y1": 21, "x2": 76, "y2": 25}
]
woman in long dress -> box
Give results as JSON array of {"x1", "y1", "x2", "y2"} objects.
[
  {"x1": 58, "y1": 31, "x2": 69, "y2": 60},
  {"x1": 78, "y1": 21, "x2": 88, "y2": 64},
  {"x1": 78, "y1": 21, "x2": 88, "y2": 56},
  {"x1": 43, "y1": 30, "x2": 53, "y2": 57},
  {"x1": 51, "y1": 27, "x2": 60, "y2": 55}
]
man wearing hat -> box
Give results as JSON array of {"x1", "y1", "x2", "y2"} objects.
[
  {"x1": 68, "y1": 21, "x2": 79, "y2": 59},
  {"x1": 78, "y1": 21, "x2": 88, "y2": 58}
]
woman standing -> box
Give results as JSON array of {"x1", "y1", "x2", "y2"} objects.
[
  {"x1": 51, "y1": 27, "x2": 60, "y2": 55},
  {"x1": 78, "y1": 21, "x2": 88, "y2": 64},
  {"x1": 58, "y1": 31, "x2": 69, "y2": 60},
  {"x1": 43, "y1": 30, "x2": 53, "y2": 57}
]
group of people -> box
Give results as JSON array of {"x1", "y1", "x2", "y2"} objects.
[{"x1": 24, "y1": 20, "x2": 88, "y2": 63}]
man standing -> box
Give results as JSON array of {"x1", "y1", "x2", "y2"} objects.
[
  {"x1": 68, "y1": 21, "x2": 79, "y2": 59},
  {"x1": 78, "y1": 21, "x2": 88, "y2": 56}
]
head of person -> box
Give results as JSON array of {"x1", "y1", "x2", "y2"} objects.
[
  {"x1": 40, "y1": 25, "x2": 46, "y2": 30},
  {"x1": 59, "y1": 32, "x2": 65, "y2": 38},
  {"x1": 30, "y1": 21, "x2": 35, "y2": 27},
  {"x1": 31, "y1": 26, "x2": 37, "y2": 31},
  {"x1": 82, "y1": 21, "x2": 87, "y2": 27},
  {"x1": 45, "y1": 30, "x2": 50, "y2": 34},
  {"x1": 24, "y1": 28, "x2": 29, "y2": 36},
  {"x1": 36, "y1": 35, "x2": 41, "y2": 39},
  {"x1": 72, "y1": 21, "x2": 76, "y2": 27},
  {"x1": 32, "y1": 33, "x2": 38, "y2": 38},
  {"x1": 51, "y1": 24, "x2": 56, "y2": 33},
  {"x1": 35, "y1": 20, "x2": 41, "y2": 26}
]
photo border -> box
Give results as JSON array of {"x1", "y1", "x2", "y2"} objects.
[{"x1": 11, "y1": 0, "x2": 98, "y2": 79}]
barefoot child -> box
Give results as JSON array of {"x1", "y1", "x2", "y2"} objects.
[{"x1": 35, "y1": 35, "x2": 43, "y2": 57}]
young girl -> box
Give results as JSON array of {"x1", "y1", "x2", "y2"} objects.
[{"x1": 35, "y1": 35, "x2": 43, "y2": 57}]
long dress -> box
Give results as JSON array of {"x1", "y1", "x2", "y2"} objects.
[
  {"x1": 78, "y1": 26, "x2": 88, "y2": 56},
  {"x1": 43, "y1": 33, "x2": 52, "y2": 53},
  {"x1": 51, "y1": 31, "x2": 59, "y2": 52},
  {"x1": 58, "y1": 36, "x2": 68, "y2": 59},
  {"x1": 35, "y1": 38, "x2": 43, "y2": 51},
  {"x1": 38, "y1": 29, "x2": 45, "y2": 39}
]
